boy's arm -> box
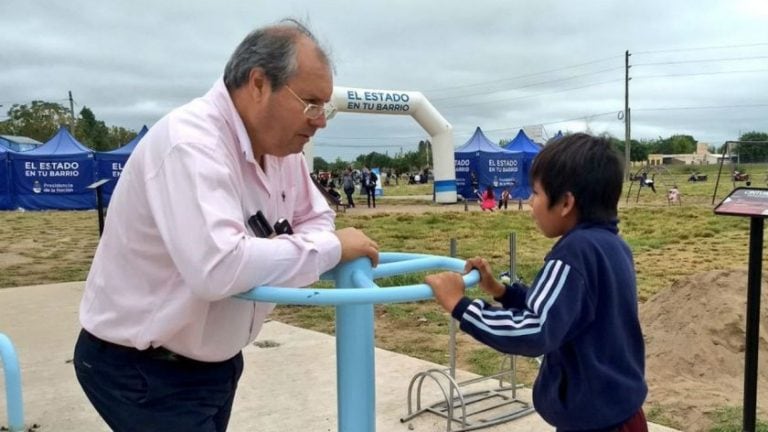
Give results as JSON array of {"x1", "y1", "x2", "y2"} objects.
[
  {"x1": 494, "y1": 281, "x2": 529, "y2": 309},
  {"x1": 426, "y1": 272, "x2": 466, "y2": 312},
  {"x1": 451, "y1": 259, "x2": 595, "y2": 358}
]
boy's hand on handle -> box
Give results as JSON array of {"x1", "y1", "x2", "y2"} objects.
[
  {"x1": 425, "y1": 272, "x2": 465, "y2": 312},
  {"x1": 464, "y1": 257, "x2": 505, "y2": 298},
  {"x1": 334, "y1": 227, "x2": 379, "y2": 267}
]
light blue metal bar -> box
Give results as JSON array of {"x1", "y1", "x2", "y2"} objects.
[
  {"x1": 235, "y1": 252, "x2": 479, "y2": 432},
  {"x1": 0, "y1": 333, "x2": 24, "y2": 432},
  {"x1": 334, "y1": 259, "x2": 376, "y2": 432},
  {"x1": 236, "y1": 253, "x2": 478, "y2": 305}
]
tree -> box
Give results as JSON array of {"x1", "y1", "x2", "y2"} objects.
[
  {"x1": 0, "y1": 101, "x2": 72, "y2": 142},
  {"x1": 313, "y1": 156, "x2": 329, "y2": 172},
  {"x1": 355, "y1": 151, "x2": 392, "y2": 170},
  {"x1": 107, "y1": 126, "x2": 138, "y2": 149},
  {"x1": 601, "y1": 133, "x2": 649, "y2": 162},
  {"x1": 329, "y1": 157, "x2": 351, "y2": 173},
  {"x1": 76, "y1": 106, "x2": 110, "y2": 150},
  {"x1": 736, "y1": 131, "x2": 768, "y2": 163},
  {"x1": 417, "y1": 139, "x2": 432, "y2": 168},
  {"x1": 656, "y1": 134, "x2": 696, "y2": 154}
]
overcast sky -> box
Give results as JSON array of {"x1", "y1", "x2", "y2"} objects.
[{"x1": 2, "y1": 0, "x2": 767, "y2": 161}]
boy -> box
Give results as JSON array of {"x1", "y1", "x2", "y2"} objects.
[{"x1": 426, "y1": 133, "x2": 647, "y2": 431}]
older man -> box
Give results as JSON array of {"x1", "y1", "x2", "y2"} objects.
[{"x1": 73, "y1": 19, "x2": 378, "y2": 431}]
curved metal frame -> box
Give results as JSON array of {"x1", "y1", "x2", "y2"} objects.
[
  {"x1": 236, "y1": 252, "x2": 479, "y2": 432},
  {"x1": 0, "y1": 333, "x2": 24, "y2": 432}
]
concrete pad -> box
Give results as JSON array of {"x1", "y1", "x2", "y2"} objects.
[{"x1": 0, "y1": 282, "x2": 677, "y2": 431}]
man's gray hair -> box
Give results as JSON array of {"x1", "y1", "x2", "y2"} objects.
[{"x1": 223, "y1": 19, "x2": 331, "y2": 91}]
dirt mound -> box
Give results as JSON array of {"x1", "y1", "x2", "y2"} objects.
[{"x1": 640, "y1": 269, "x2": 768, "y2": 431}]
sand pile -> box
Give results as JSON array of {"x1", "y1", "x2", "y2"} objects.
[{"x1": 640, "y1": 269, "x2": 768, "y2": 431}]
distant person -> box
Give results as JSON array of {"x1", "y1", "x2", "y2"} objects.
[
  {"x1": 640, "y1": 172, "x2": 656, "y2": 193},
  {"x1": 362, "y1": 167, "x2": 377, "y2": 208},
  {"x1": 73, "y1": 19, "x2": 380, "y2": 432},
  {"x1": 667, "y1": 185, "x2": 681, "y2": 205},
  {"x1": 327, "y1": 184, "x2": 342, "y2": 203},
  {"x1": 497, "y1": 187, "x2": 510, "y2": 210},
  {"x1": 342, "y1": 167, "x2": 356, "y2": 208},
  {"x1": 470, "y1": 170, "x2": 479, "y2": 196},
  {"x1": 480, "y1": 185, "x2": 495, "y2": 211},
  {"x1": 425, "y1": 133, "x2": 647, "y2": 431}
]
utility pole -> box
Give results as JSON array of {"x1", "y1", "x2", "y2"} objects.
[
  {"x1": 68, "y1": 90, "x2": 76, "y2": 132},
  {"x1": 624, "y1": 50, "x2": 631, "y2": 179}
]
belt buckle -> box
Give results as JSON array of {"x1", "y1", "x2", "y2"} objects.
[
  {"x1": 162, "y1": 351, "x2": 182, "y2": 362},
  {"x1": 153, "y1": 347, "x2": 183, "y2": 362}
]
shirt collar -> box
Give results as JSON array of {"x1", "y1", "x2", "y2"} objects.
[{"x1": 207, "y1": 77, "x2": 256, "y2": 164}]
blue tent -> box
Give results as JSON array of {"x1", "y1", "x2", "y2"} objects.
[
  {"x1": 502, "y1": 129, "x2": 541, "y2": 199},
  {"x1": 0, "y1": 135, "x2": 43, "y2": 152},
  {"x1": 0, "y1": 145, "x2": 12, "y2": 210},
  {"x1": 95, "y1": 125, "x2": 148, "y2": 205},
  {"x1": 454, "y1": 127, "x2": 523, "y2": 200},
  {"x1": 9, "y1": 126, "x2": 96, "y2": 210}
]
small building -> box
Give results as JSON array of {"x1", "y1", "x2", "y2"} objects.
[
  {"x1": 0, "y1": 135, "x2": 44, "y2": 152},
  {"x1": 647, "y1": 142, "x2": 718, "y2": 166}
]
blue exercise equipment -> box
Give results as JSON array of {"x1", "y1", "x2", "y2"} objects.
[
  {"x1": 0, "y1": 332, "x2": 24, "y2": 432},
  {"x1": 236, "y1": 252, "x2": 479, "y2": 432}
]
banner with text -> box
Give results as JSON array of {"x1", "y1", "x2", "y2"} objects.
[
  {"x1": 454, "y1": 152, "x2": 523, "y2": 199},
  {"x1": 11, "y1": 155, "x2": 96, "y2": 210}
]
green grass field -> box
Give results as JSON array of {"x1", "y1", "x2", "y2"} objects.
[{"x1": 1, "y1": 174, "x2": 766, "y2": 430}]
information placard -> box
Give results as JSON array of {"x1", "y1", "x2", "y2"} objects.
[{"x1": 714, "y1": 187, "x2": 768, "y2": 218}]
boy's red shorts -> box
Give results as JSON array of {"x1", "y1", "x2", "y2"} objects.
[{"x1": 616, "y1": 408, "x2": 648, "y2": 432}]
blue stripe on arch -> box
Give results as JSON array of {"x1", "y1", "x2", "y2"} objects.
[{"x1": 434, "y1": 180, "x2": 456, "y2": 193}]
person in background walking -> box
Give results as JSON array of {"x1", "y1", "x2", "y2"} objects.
[
  {"x1": 362, "y1": 167, "x2": 378, "y2": 208},
  {"x1": 342, "y1": 167, "x2": 355, "y2": 208}
]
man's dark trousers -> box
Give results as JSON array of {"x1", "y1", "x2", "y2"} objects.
[{"x1": 74, "y1": 329, "x2": 244, "y2": 432}]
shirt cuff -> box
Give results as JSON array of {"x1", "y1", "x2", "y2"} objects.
[
  {"x1": 496, "y1": 282, "x2": 528, "y2": 309},
  {"x1": 304, "y1": 230, "x2": 342, "y2": 274},
  {"x1": 495, "y1": 283, "x2": 516, "y2": 303},
  {"x1": 451, "y1": 297, "x2": 474, "y2": 321}
]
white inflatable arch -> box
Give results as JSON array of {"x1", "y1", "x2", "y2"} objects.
[{"x1": 306, "y1": 86, "x2": 457, "y2": 204}]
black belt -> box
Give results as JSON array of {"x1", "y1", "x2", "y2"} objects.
[{"x1": 81, "y1": 329, "x2": 198, "y2": 364}]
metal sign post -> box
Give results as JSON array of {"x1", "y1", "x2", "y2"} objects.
[
  {"x1": 86, "y1": 179, "x2": 110, "y2": 237},
  {"x1": 714, "y1": 187, "x2": 768, "y2": 432}
]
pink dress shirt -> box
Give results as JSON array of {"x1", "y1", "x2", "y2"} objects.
[{"x1": 80, "y1": 79, "x2": 341, "y2": 362}]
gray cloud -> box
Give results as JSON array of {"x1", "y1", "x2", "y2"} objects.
[{"x1": 1, "y1": 0, "x2": 766, "y2": 161}]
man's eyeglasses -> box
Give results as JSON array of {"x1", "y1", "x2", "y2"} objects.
[{"x1": 285, "y1": 85, "x2": 336, "y2": 120}]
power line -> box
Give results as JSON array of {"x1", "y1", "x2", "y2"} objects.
[
  {"x1": 422, "y1": 54, "x2": 622, "y2": 94},
  {"x1": 633, "y1": 55, "x2": 768, "y2": 67},
  {"x1": 437, "y1": 78, "x2": 623, "y2": 110},
  {"x1": 316, "y1": 101, "x2": 766, "y2": 145},
  {"x1": 634, "y1": 67, "x2": 768, "y2": 80},
  {"x1": 634, "y1": 103, "x2": 768, "y2": 112},
  {"x1": 315, "y1": 133, "x2": 420, "y2": 141},
  {"x1": 314, "y1": 141, "x2": 413, "y2": 148},
  {"x1": 0, "y1": 98, "x2": 70, "y2": 105},
  {"x1": 428, "y1": 66, "x2": 624, "y2": 102},
  {"x1": 481, "y1": 111, "x2": 621, "y2": 135},
  {"x1": 316, "y1": 110, "x2": 622, "y2": 143},
  {"x1": 633, "y1": 42, "x2": 768, "y2": 55}
]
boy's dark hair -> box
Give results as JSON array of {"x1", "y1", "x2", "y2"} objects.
[{"x1": 529, "y1": 133, "x2": 623, "y2": 223}]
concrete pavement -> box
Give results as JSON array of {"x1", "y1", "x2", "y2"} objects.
[{"x1": 0, "y1": 282, "x2": 677, "y2": 431}]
